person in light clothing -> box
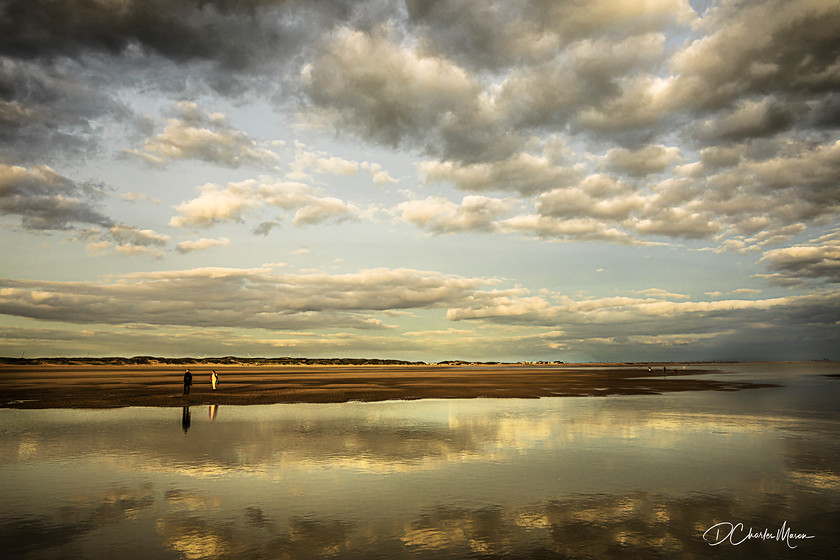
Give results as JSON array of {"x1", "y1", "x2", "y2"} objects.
[{"x1": 211, "y1": 370, "x2": 219, "y2": 390}]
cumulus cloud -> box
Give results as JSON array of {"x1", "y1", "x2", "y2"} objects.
[
  {"x1": 126, "y1": 101, "x2": 282, "y2": 168},
  {"x1": 169, "y1": 177, "x2": 359, "y2": 229},
  {"x1": 405, "y1": 0, "x2": 692, "y2": 71},
  {"x1": 669, "y1": 0, "x2": 840, "y2": 112},
  {"x1": 285, "y1": 141, "x2": 358, "y2": 181},
  {"x1": 395, "y1": 195, "x2": 514, "y2": 234},
  {"x1": 500, "y1": 213, "x2": 641, "y2": 245},
  {"x1": 601, "y1": 145, "x2": 682, "y2": 177},
  {"x1": 301, "y1": 27, "x2": 490, "y2": 157},
  {"x1": 418, "y1": 149, "x2": 584, "y2": 196}
]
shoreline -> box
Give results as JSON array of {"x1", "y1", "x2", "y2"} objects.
[{"x1": 0, "y1": 364, "x2": 780, "y2": 409}]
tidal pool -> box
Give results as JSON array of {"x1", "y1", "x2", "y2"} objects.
[{"x1": 1, "y1": 363, "x2": 839, "y2": 559}]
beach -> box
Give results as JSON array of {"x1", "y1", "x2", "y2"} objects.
[{"x1": 0, "y1": 363, "x2": 778, "y2": 408}]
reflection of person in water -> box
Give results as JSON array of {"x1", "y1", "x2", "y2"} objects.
[
  {"x1": 183, "y1": 369, "x2": 192, "y2": 395},
  {"x1": 181, "y1": 406, "x2": 191, "y2": 433},
  {"x1": 209, "y1": 404, "x2": 218, "y2": 422},
  {"x1": 211, "y1": 370, "x2": 219, "y2": 390}
]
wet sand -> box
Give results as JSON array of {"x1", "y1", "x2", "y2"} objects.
[{"x1": 0, "y1": 364, "x2": 779, "y2": 409}]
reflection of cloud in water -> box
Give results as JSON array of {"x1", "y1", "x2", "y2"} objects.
[
  {"x1": 164, "y1": 488, "x2": 221, "y2": 510},
  {"x1": 3, "y1": 404, "x2": 840, "y2": 480},
  {"x1": 156, "y1": 516, "x2": 233, "y2": 560},
  {"x1": 789, "y1": 470, "x2": 840, "y2": 491},
  {"x1": 2, "y1": 399, "x2": 840, "y2": 557},
  {"x1": 0, "y1": 483, "x2": 154, "y2": 556}
]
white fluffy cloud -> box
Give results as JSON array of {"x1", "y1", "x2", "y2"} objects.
[
  {"x1": 395, "y1": 195, "x2": 514, "y2": 234},
  {"x1": 169, "y1": 177, "x2": 358, "y2": 228}
]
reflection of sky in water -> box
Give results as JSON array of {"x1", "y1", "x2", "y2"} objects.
[{"x1": 1, "y1": 363, "x2": 838, "y2": 558}]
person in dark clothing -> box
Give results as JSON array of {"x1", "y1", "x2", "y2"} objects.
[{"x1": 183, "y1": 369, "x2": 193, "y2": 395}]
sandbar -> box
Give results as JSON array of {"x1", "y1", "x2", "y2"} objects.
[{"x1": 0, "y1": 363, "x2": 779, "y2": 409}]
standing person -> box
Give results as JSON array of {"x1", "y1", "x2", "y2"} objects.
[
  {"x1": 183, "y1": 369, "x2": 192, "y2": 395},
  {"x1": 211, "y1": 370, "x2": 219, "y2": 390}
]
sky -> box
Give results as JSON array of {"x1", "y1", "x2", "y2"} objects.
[{"x1": 1, "y1": 0, "x2": 839, "y2": 362}]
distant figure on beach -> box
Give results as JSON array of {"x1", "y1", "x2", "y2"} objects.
[
  {"x1": 182, "y1": 406, "x2": 191, "y2": 433},
  {"x1": 183, "y1": 369, "x2": 192, "y2": 395},
  {"x1": 211, "y1": 370, "x2": 219, "y2": 390}
]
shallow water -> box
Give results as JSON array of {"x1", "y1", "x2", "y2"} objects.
[{"x1": 1, "y1": 363, "x2": 839, "y2": 559}]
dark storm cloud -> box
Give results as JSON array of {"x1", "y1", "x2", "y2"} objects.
[
  {"x1": 0, "y1": 0, "x2": 350, "y2": 68},
  {"x1": 0, "y1": 57, "x2": 128, "y2": 164},
  {"x1": 404, "y1": 0, "x2": 693, "y2": 71},
  {"x1": 0, "y1": 0, "x2": 388, "y2": 162}
]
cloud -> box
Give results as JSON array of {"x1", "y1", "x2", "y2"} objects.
[
  {"x1": 500, "y1": 213, "x2": 641, "y2": 245},
  {"x1": 0, "y1": 0, "x2": 360, "y2": 72},
  {"x1": 361, "y1": 162, "x2": 397, "y2": 185},
  {"x1": 444, "y1": 286, "x2": 840, "y2": 360},
  {"x1": 602, "y1": 145, "x2": 682, "y2": 177},
  {"x1": 0, "y1": 57, "x2": 128, "y2": 164},
  {"x1": 395, "y1": 195, "x2": 514, "y2": 234},
  {"x1": 77, "y1": 224, "x2": 170, "y2": 258},
  {"x1": 418, "y1": 149, "x2": 584, "y2": 196},
  {"x1": 758, "y1": 230, "x2": 840, "y2": 284},
  {"x1": 301, "y1": 27, "x2": 523, "y2": 161},
  {"x1": 635, "y1": 288, "x2": 690, "y2": 300},
  {"x1": 669, "y1": 0, "x2": 840, "y2": 113},
  {"x1": 176, "y1": 237, "x2": 231, "y2": 254},
  {"x1": 169, "y1": 177, "x2": 359, "y2": 228},
  {"x1": 446, "y1": 287, "x2": 839, "y2": 329},
  {"x1": 694, "y1": 97, "x2": 795, "y2": 141},
  {"x1": 120, "y1": 191, "x2": 160, "y2": 204},
  {"x1": 0, "y1": 164, "x2": 175, "y2": 255},
  {"x1": 126, "y1": 101, "x2": 282, "y2": 168},
  {"x1": 405, "y1": 0, "x2": 692, "y2": 71},
  {"x1": 0, "y1": 266, "x2": 490, "y2": 331},
  {"x1": 286, "y1": 142, "x2": 358, "y2": 181},
  {"x1": 0, "y1": 164, "x2": 113, "y2": 230}
]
